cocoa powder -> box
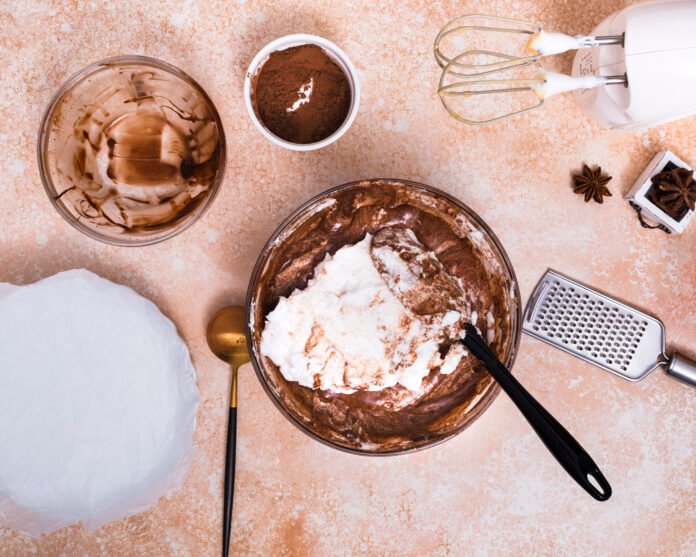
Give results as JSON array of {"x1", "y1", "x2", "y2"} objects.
[{"x1": 252, "y1": 44, "x2": 351, "y2": 144}]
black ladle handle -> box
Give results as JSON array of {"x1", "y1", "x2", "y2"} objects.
[{"x1": 462, "y1": 324, "x2": 612, "y2": 501}]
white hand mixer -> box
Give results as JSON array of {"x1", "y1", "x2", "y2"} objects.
[{"x1": 435, "y1": 1, "x2": 696, "y2": 128}]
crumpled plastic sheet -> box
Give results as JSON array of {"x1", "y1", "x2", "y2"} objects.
[{"x1": 0, "y1": 269, "x2": 199, "y2": 537}]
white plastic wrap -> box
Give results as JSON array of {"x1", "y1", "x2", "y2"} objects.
[{"x1": 0, "y1": 269, "x2": 199, "y2": 537}]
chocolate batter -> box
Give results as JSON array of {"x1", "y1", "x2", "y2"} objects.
[
  {"x1": 249, "y1": 180, "x2": 520, "y2": 453},
  {"x1": 252, "y1": 44, "x2": 351, "y2": 144}
]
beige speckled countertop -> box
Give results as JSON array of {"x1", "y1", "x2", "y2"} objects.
[{"x1": 1, "y1": 1, "x2": 694, "y2": 556}]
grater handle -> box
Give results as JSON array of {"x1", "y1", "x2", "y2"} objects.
[
  {"x1": 462, "y1": 324, "x2": 612, "y2": 501},
  {"x1": 666, "y1": 352, "x2": 696, "y2": 387}
]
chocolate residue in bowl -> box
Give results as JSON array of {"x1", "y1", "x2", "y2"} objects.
[
  {"x1": 252, "y1": 44, "x2": 351, "y2": 144},
  {"x1": 42, "y1": 60, "x2": 223, "y2": 238},
  {"x1": 249, "y1": 180, "x2": 520, "y2": 454}
]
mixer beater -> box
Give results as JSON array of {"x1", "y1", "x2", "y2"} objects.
[{"x1": 434, "y1": 14, "x2": 627, "y2": 125}]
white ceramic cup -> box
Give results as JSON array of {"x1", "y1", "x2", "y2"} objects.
[{"x1": 244, "y1": 34, "x2": 361, "y2": 152}]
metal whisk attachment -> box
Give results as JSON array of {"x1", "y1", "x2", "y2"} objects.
[
  {"x1": 439, "y1": 63, "x2": 626, "y2": 125},
  {"x1": 434, "y1": 14, "x2": 626, "y2": 124},
  {"x1": 438, "y1": 62, "x2": 543, "y2": 125},
  {"x1": 434, "y1": 14, "x2": 623, "y2": 77},
  {"x1": 434, "y1": 15, "x2": 542, "y2": 77}
]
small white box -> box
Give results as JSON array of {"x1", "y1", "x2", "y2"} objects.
[{"x1": 624, "y1": 150, "x2": 695, "y2": 234}]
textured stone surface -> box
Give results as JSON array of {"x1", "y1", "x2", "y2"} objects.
[{"x1": 0, "y1": 1, "x2": 694, "y2": 556}]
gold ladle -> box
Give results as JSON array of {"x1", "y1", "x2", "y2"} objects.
[{"x1": 206, "y1": 306, "x2": 250, "y2": 557}]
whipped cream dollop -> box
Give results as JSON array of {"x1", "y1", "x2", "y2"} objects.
[{"x1": 260, "y1": 234, "x2": 467, "y2": 394}]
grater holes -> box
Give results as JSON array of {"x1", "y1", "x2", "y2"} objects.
[{"x1": 538, "y1": 284, "x2": 647, "y2": 372}]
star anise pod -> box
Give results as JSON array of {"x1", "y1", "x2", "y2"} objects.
[
  {"x1": 573, "y1": 164, "x2": 613, "y2": 203},
  {"x1": 652, "y1": 167, "x2": 696, "y2": 214}
]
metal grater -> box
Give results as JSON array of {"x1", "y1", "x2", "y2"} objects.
[{"x1": 522, "y1": 270, "x2": 696, "y2": 387}]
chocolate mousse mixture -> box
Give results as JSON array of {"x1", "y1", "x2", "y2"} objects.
[
  {"x1": 250, "y1": 180, "x2": 519, "y2": 453},
  {"x1": 252, "y1": 44, "x2": 351, "y2": 144}
]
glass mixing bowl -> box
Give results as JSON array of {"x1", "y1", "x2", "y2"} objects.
[
  {"x1": 246, "y1": 179, "x2": 521, "y2": 455},
  {"x1": 38, "y1": 55, "x2": 226, "y2": 246}
]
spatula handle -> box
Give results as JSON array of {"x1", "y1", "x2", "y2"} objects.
[
  {"x1": 462, "y1": 324, "x2": 612, "y2": 501},
  {"x1": 666, "y1": 352, "x2": 696, "y2": 387}
]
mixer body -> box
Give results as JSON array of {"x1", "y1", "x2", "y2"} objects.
[{"x1": 572, "y1": 0, "x2": 696, "y2": 130}]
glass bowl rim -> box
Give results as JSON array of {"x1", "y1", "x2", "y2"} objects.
[
  {"x1": 37, "y1": 54, "x2": 227, "y2": 247},
  {"x1": 245, "y1": 178, "x2": 522, "y2": 456}
]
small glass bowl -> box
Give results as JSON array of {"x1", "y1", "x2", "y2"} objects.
[
  {"x1": 38, "y1": 55, "x2": 226, "y2": 247},
  {"x1": 246, "y1": 179, "x2": 522, "y2": 456}
]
